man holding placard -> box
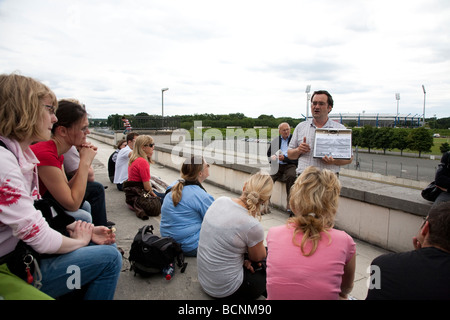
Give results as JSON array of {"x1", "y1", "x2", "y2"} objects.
[{"x1": 288, "y1": 90, "x2": 353, "y2": 176}]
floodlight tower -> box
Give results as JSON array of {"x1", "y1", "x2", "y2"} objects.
[
  {"x1": 422, "y1": 85, "x2": 426, "y2": 127},
  {"x1": 161, "y1": 88, "x2": 169, "y2": 129},
  {"x1": 305, "y1": 85, "x2": 311, "y2": 119},
  {"x1": 395, "y1": 93, "x2": 400, "y2": 126}
]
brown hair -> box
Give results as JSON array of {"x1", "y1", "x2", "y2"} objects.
[{"x1": 171, "y1": 156, "x2": 205, "y2": 206}]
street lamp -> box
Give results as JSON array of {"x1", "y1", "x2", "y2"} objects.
[
  {"x1": 305, "y1": 85, "x2": 311, "y2": 119},
  {"x1": 395, "y1": 93, "x2": 400, "y2": 127},
  {"x1": 422, "y1": 85, "x2": 426, "y2": 127},
  {"x1": 161, "y1": 88, "x2": 168, "y2": 129}
]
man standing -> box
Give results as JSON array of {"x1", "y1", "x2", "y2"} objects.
[
  {"x1": 114, "y1": 132, "x2": 139, "y2": 191},
  {"x1": 288, "y1": 90, "x2": 352, "y2": 175},
  {"x1": 267, "y1": 122, "x2": 297, "y2": 213}
]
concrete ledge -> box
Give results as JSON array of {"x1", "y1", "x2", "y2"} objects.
[
  {"x1": 152, "y1": 144, "x2": 432, "y2": 253},
  {"x1": 89, "y1": 131, "x2": 433, "y2": 253}
]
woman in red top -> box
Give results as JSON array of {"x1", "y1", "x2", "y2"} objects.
[
  {"x1": 124, "y1": 135, "x2": 165, "y2": 218},
  {"x1": 30, "y1": 100, "x2": 98, "y2": 223}
]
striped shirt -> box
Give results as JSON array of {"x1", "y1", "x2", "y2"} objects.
[{"x1": 288, "y1": 118, "x2": 348, "y2": 174}]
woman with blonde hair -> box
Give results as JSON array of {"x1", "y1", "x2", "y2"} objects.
[
  {"x1": 197, "y1": 171, "x2": 273, "y2": 299},
  {"x1": 266, "y1": 166, "x2": 356, "y2": 300},
  {"x1": 0, "y1": 73, "x2": 121, "y2": 300},
  {"x1": 160, "y1": 155, "x2": 214, "y2": 256},
  {"x1": 123, "y1": 135, "x2": 164, "y2": 219}
]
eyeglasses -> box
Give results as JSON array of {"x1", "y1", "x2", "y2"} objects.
[
  {"x1": 144, "y1": 143, "x2": 155, "y2": 148},
  {"x1": 44, "y1": 105, "x2": 56, "y2": 115}
]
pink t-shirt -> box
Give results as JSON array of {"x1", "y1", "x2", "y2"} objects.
[
  {"x1": 266, "y1": 224, "x2": 356, "y2": 300},
  {"x1": 127, "y1": 157, "x2": 150, "y2": 182}
]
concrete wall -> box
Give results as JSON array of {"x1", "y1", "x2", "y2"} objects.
[
  {"x1": 89, "y1": 131, "x2": 432, "y2": 253},
  {"x1": 152, "y1": 144, "x2": 431, "y2": 253}
]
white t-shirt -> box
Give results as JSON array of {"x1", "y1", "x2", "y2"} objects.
[
  {"x1": 197, "y1": 196, "x2": 264, "y2": 298},
  {"x1": 113, "y1": 145, "x2": 131, "y2": 184},
  {"x1": 289, "y1": 118, "x2": 348, "y2": 174}
]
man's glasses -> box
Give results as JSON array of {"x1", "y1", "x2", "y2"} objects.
[{"x1": 44, "y1": 105, "x2": 56, "y2": 115}]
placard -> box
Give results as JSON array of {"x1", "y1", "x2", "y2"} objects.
[{"x1": 313, "y1": 129, "x2": 352, "y2": 159}]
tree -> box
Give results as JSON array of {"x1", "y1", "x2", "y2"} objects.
[
  {"x1": 408, "y1": 127, "x2": 434, "y2": 157},
  {"x1": 391, "y1": 128, "x2": 409, "y2": 156},
  {"x1": 351, "y1": 128, "x2": 361, "y2": 147},
  {"x1": 440, "y1": 142, "x2": 450, "y2": 154},
  {"x1": 360, "y1": 125, "x2": 375, "y2": 153},
  {"x1": 374, "y1": 127, "x2": 393, "y2": 155}
]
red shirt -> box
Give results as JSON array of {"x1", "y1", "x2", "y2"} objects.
[
  {"x1": 30, "y1": 140, "x2": 64, "y2": 196},
  {"x1": 128, "y1": 157, "x2": 150, "y2": 182}
]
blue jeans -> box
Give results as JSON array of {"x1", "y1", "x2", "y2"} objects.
[
  {"x1": 39, "y1": 244, "x2": 122, "y2": 300},
  {"x1": 65, "y1": 201, "x2": 92, "y2": 223}
]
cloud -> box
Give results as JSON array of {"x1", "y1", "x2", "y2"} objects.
[{"x1": 0, "y1": 0, "x2": 449, "y2": 120}]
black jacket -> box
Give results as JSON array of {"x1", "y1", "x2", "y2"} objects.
[
  {"x1": 435, "y1": 151, "x2": 450, "y2": 191},
  {"x1": 267, "y1": 134, "x2": 298, "y2": 166}
]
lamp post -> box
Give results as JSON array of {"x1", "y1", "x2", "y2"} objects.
[
  {"x1": 305, "y1": 85, "x2": 311, "y2": 119},
  {"x1": 161, "y1": 88, "x2": 168, "y2": 129},
  {"x1": 422, "y1": 85, "x2": 426, "y2": 127},
  {"x1": 395, "y1": 93, "x2": 400, "y2": 127}
]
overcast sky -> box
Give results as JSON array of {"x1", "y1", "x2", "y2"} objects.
[{"x1": 1, "y1": 0, "x2": 449, "y2": 120}]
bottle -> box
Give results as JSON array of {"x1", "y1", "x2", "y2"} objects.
[{"x1": 162, "y1": 263, "x2": 174, "y2": 280}]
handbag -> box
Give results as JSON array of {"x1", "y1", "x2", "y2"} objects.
[
  {"x1": 123, "y1": 181, "x2": 162, "y2": 219},
  {"x1": 421, "y1": 181, "x2": 442, "y2": 202}
]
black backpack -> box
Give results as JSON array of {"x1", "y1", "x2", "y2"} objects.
[{"x1": 128, "y1": 225, "x2": 187, "y2": 277}]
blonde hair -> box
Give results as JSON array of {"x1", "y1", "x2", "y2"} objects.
[
  {"x1": 172, "y1": 156, "x2": 205, "y2": 207},
  {"x1": 288, "y1": 166, "x2": 341, "y2": 256},
  {"x1": 241, "y1": 171, "x2": 273, "y2": 219},
  {"x1": 0, "y1": 73, "x2": 57, "y2": 142},
  {"x1": 129, "y1": 135, "x2": 154, "y2": 166}
]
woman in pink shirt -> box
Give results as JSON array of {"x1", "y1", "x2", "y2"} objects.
[
  {"x1": 266, "y1": 166, "x2": 356, "y2": 300},
  {"x1": 0, "y1": 73, "x2": 121, "y2": 300}
]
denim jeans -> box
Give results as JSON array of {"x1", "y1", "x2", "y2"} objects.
[
  {"x1": 39, "y1": 244, "x2": 122, "y2": 300},
  {"x1": 65, "y1": 201, "x2": 92, "y2": 223}
]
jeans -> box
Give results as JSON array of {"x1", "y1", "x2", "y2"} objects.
[
  {"x1": 39, "y1": 244, "x2": 122, "y2": 300},
  {"x1": 65, "y1": 201, "x2": 92, "y2": 223},
  {"x1": 84, "y1": 181, "x2": 108, "y2": 226}
]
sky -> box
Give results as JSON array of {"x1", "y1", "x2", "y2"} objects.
[{"x1": 1, "y1": 0, "x2": 449, "y2": 120}]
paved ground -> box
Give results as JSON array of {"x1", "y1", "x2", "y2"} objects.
[{"x1": 89, "y1": 138, "x2": 390, "y2": 300}]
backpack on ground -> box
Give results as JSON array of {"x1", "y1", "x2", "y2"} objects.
[{"x1": 128, "y1": 225, "x2": 187, "y2": 277}]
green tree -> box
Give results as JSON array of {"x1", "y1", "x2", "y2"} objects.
[
  {"x1": 440, "y1": 142, "x2": 450, "y2": 154},
  {"x1": 374, "y1": 127, "x2": 393, "y2": 154},
  {"x1": 391, "y1": 128, "x2": 409, "y2": 156},
  {"x1": 351, "y1": 128, "x2": 361, "y2": 147},
  {"x1": 360, "y1": 125, "x2": 375, "y2": 153},
  {"x1": 408, "y1": 127, "x2": 434, "y2": 157}
]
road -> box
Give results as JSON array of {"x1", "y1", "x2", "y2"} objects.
[{"x1": 197, "y1": 139, "x2": 442, "y2": 182}]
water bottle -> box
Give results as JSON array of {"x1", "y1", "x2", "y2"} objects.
[{"x1": 162, "y1": 263, "x2": 174, "y2": 280}]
